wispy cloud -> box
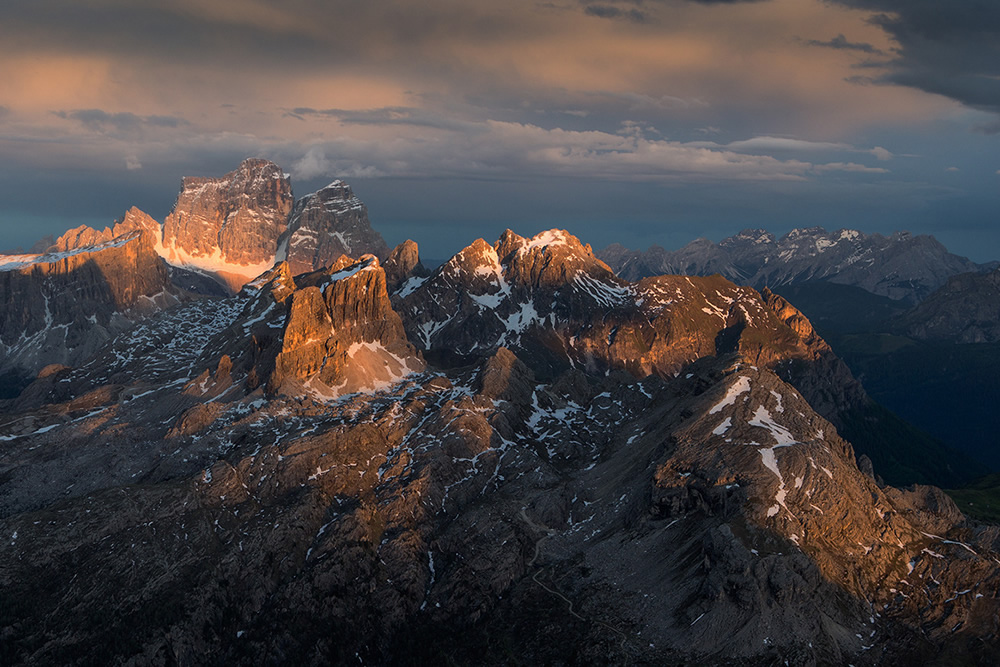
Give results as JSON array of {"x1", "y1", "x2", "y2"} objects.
[
  {"x1": 583, "y1": 5, "x2": 648, "y2": 23},
  {"x1": 689, "y1": 136, "x2": 892, "y2": 164},
  {"x1": 284, "y1": 106, "x2": 474, "y2": 131},
  {"x1": 281, "y1": 119, "x2": 896, "y2": 184},
  {"x1": 811, "y1": 162, "x2": 888, "y2": 174},
  {"x1": 804, "y1": 34, "x2": 883, "y2": 55},
  {"x1": 52, "y1": 109, "x2": 188, "y2": 137}
]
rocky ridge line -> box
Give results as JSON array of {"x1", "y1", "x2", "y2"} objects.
[{"x1": 600, "y1": 226, "x2": 993, "y2": 304}]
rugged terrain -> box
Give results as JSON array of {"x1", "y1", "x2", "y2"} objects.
[
  {"x1": 897, "y1": 267, "x2": 1000, "y2": 344},
  {"x1": 2, "y1": 162, "x2": 999, "y2": 665},
  {"x1": 0, "y1": 160, "x2": 391, "y2": 390},
  {"x1": 0, "y1": 229, "x2": 181, "y2": 390},
  {"x1": 2, "y1": 226, "x2": 999, "y2": 664},
  {"x1": 600, "y1": 227, "x2": 994, "y2": 304},
  {"x1": 814, "y1": 267, "x2": 1000, "y2": 471},
  {"x1": 40, "y1": 158, "x2": 389, "y2": 295}
]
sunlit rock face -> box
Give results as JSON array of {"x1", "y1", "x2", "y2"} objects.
[
  {"x1": 0, "y1": 229, "x2": 179, "y2": 378},
  {"x1": 160, "y1": 158, "x2": 295, "y2": 292},
  {"x1": 159, "y1": 162, "x2": 391, "y2": 292},
  {"x1": 395, "y1": 228, "x2": 863, "y2": 416},
  {"x1": 266, "y1": 255, "x2": 424, "y2": 396},
  {"x1": 48, "y1": 207, "x2": 161, "y2": 253},
  {"x1": 28, "y1": 160, "x2": 393, "y2": 297},
  {"x1": 383, "y1": 239, "x2": 425, "y2": 292}
]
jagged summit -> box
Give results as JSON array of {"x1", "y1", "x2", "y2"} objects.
[
  {"x1": 279, "y1": 179, "x2": 389, "y2": 277},
  {"x1": 719, "y1": 228, "x2": 776, "y2": 248},
  {"x1": 0, "y1": 230, "x2": 181, "y2": 381},
  {"x1": 31, "y1": 159, "x2": 391, "y2": 295},
  {"x1": 395, "y1": 227, "x2": 856, "y2": 402},
  {"x1": 159, "y1": 158, "x2": 294, "y2": 291},
  {"x1": 898, "y1": 266, "x2": 1000, "y2": 343},
  {"x1": 3, "y1": 265, "x2": 1000, "y2": 663},
  {"x1": 601, "y1": 225, "x2": 990, "y2": 303}
]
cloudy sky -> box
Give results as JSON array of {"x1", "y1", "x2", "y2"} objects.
[{"x1": 1, "y1": 0, "x2": 998, "y2": 261}]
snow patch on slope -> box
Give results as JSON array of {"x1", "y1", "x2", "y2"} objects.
[{"x1": 709, "y1": 376, "x2": 751, "y2": 414}]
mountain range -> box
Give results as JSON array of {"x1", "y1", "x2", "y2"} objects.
[
  {"x1": 599, "y1": 227, "x2": 997, "y2": 305},
  {"x1": 0, "y1": 159, "x2": 391, "y2": 392},
  {"x1": 2, "y1": 160, "x2": 999, "y2": 664}
]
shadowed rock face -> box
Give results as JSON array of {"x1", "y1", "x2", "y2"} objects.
[
  {"x1": 600, "y1": 227, "x2": 992, "y2": 304},
  {"x1": 2, "y1": 330, "x2": 1000, "y2": 664},
  {"x1": 384, "y1": 239, "x2": 426, "y2": 292},
  {"x1": 897, "y1": 267, "x2": 1000, "y2": 343},
  {"x1": 281, "y1": 181, "x2": 390, "y2": 277},
  {"x1": 0, "y1": 230, "x2": 180, "y2": 377}
]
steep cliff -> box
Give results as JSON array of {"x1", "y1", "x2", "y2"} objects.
[
  {"x1": 0, "y1": 230, "x2": 180, "y2": 379},
  {"x1": 280, "y1": 181, "x2": 389, "y2": 276}
]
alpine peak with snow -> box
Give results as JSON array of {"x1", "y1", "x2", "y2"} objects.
[
  {"x1": 600, "y1": 226, "x2": 995, "y2": 304},
  {"x1": 2, "y1": 159, "x2": 1000, "y2": 665}
]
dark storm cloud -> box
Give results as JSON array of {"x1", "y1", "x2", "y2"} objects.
[
  {"x1": 683, "y1": 0, "x2": 768, "y2": 4},
  {"x1": 804, "y1": 34, "x2": 883, "y2": 54},
  {"x1": 583, "y1": 5, "x2": 648, "y2": 22},
  {"x1": 0, "y1": 1, "x2": 541, "y2": 76},
  {"x1": 52, "y1": 109, "x2": 188, "y2": 136},
  {"x1": 828, "y1": 0, "x2": 1000, "y2": 114}
]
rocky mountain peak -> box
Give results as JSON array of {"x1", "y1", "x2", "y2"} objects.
[
  {"x1": 783, "y1": 226, "x2": 825, "y2": 240},
  {"x1": 898, "y1": 266, "x2": 1000, "y2": 343},
  {"x1": 7, "y1": 205, "x2": 1000, "y2": 664},
  {"x1": 601, "y1": 225, "x2": 989, "y2": 303},
  {"x1": 49, "y1": 207, "x2": 162, "y2": 254},
  {"x1": 241, "y1": 260, "x2": 297, "y2": 303},
  {"x1": 496, "y1": 228, "x2": 615, "y2": 288},
  {"x1": 0, "y1": 229, "x2": 180, "y2": 380},
  {"x1": 51, "y1": 224, "x2": 110, "y2": 252},
  {"x1": 384, "y1": 239, "x2": 426, "y2": 291},
  {"x1": 281, "y1": 179, "x2": 389, "y2": 277},
  {"x1": 255, "y1": 254, "x2": 423, "y2": 396},
  {"x1": 160, "y1": 158, "x2": 294, "y2": 290},
  {"x1": 114, "y1": 206, "x2": 160, "y2": 238},
  {"x1": 720, "y1": 228, "x2": 776, "y2": 248},
  {"x1": 32, "y1": 161, "x2": 394, "y2": 296},
  {"x1": 760, "y1": 286, "x2": 825, "y2": 351}
]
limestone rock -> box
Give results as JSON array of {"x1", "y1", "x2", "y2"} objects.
[
  {"x1": 384, "y1": 239, "x2": 426, "y2": 292},
  {"x1": 282, "y1": 181, "x2": 389, "y2": 276},
  {"x1": 160, "y1": 158, "x2": 294, "y2": 290},
  {"x1": 0, "y1": 230, "x2": 180, "y2": 379},
  {"x1": 228, "y1": 255, "x2": 426, "y2": 397},
  {"x1": 3, "y1": 255, "x2": 1000, "y2": 665}
]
